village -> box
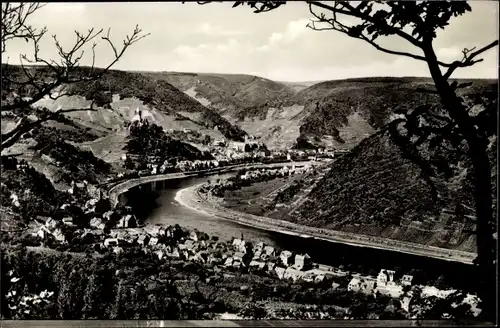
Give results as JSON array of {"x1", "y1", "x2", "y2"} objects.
[
  {"x1": 25, "y1": 193, "x2": 482, "y2": 319},
  {"x1": 118, "y1": 117, "x2": 337, "y2": 178},
  {"x1": 3, "y1": 152, "x2": 482, "y2": 318},
  {"x1": 1, "y1": 136, "x2": 481, "y2": 321}
]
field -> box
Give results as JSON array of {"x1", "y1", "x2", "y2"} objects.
[{"x1": 221, "y1": 176, "x2": 297, "y2": 216}]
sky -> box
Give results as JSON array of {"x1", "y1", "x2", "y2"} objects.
[{"x1": 2, "y1": 1, "x2": 498, "y2": 82}]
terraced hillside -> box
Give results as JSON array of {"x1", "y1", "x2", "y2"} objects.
[
  {"x1": 277, "y1": 116, "x2": 497, "y2": 253},
  {"x1": 152, "y1": 72, "x2": 496, "y2": 151},
  {"x1": 2, "y1": 65, "x2": 246, "y2": 144},
  {"x1": 142, "y1": 71, "x2": 297, "y2": 119}
]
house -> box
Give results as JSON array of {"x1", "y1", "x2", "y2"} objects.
[
  {"x1": 151, "y1": 225, "x2": 166, "y2": 236},
  {"x1": 401, "y1": 274, "x2": 414, "y2": 286},
  {"x1": 224, "y1": 258, "x2": 234, "y2": 267},
  {"x1": 377, "y1": 269, "x2": 396, "y2": 286},
  {"x1": 62, "y1": 217, "x2": 73, "y2": 226},
  {"x1": 183, "y1": 240, "x2": 197, "y2": 251},
  {"x1": 233, "y1": 251, "x2": 247, "y2": 263},
  {"x1": 113, "y1": 247, "x2": 124, "y2": 255},
  {"x1": 232, "y1": 260, "x2": 244, "y2": 269},
  {"x1": 331, "y1": 282, "x2": 341, "y2": 290},
  {"x1": 192, "y1": 251, "x2": 209, "y2": 264},
  {"x1": 168, "y1": 248, "x2": 181, "y2": 259},
  {"x1": 280, "y1": 250, "x2": 294, "y2": 267},
  {"x1": 253, "y1": 242, "x2": 265, "y2": 252},
  {"x1": 283, "y1": 267, "x2": 306, "y2": 282},
  {"x1": 293, "y1": 253, "x2": 312, "y2": 271},
  {"x1": 376, "y1": 283, "x2": 404, "y2": 298},
  {"x1": 266, "y1": 262, "x2": 276, "y2": 272},
  {"x1": 263, "y1": 246, "x2": 276, "y2": 257},
  {"x1": 249, "y1": 260, "x2": 266, "y2": 271},
  {"x1": 155, "y1": 250, "x2": 165, "y2": 260},
  {"x1": 33, "y1": 226, "x2": 48, "y2": 239},
  {"x1": 275, "y1": 267, "x2": 286, "y2": 279},
  {"x1": 113, "y1": 231, "x2": 129, "y2": 243},
  {"x1": 252, "y1": 250, "x2": 263, "y2": 260},
  {"x1": 348, "y1": 277, "x2": 362, "y2": 292},
  {"x1": 90, "y1": 217, "x2": 105, "y2": 230},
  {"x1": 232, "y1": 238, "x2": 248, "y2": 253},
  {"x1": 52, "y1": 229, "x2": 66, "y2": 243},
  {"x1": 360, "y1": 280, "x2": 376, "y2": 295},
  {"x1": 137, "y1": 235, "x2": 150, "y2": 246},
  {"x1": 190, "y1": 230, "x2": 208, "y2": 241},
  {"x1": 149, "y1": 237, "x2": 159, "y2": 246},
  {"x1": 117, "y1": 214, "x2": 136, "y2": 228},
  {"x1": 104, "y1": 238, "x2": 119, "y2": 247},
  {"x1": 45, "y1": 218, "x2": 58, "y2": 229}
]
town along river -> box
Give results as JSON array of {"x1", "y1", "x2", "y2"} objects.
[{"x1": 119, "y1": 172, "x2": 479, "y2": 294}]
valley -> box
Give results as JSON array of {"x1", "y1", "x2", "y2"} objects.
[{"x1": 1, "y1": 66, "x2": 496, "y2": 322}]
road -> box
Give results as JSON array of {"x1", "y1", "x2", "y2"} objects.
[
  {"x1": 106, "y1": 160, "x2": 476, "y2": 265},
  {"x1": 108, "y1": 160, "x2": 319, "y2": 206},
  {"x1": 177, "y1": 184, "x2": 477, "y2": 265}
]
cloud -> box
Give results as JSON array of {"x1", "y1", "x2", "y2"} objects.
[
  {"x1": 436, "y1": 47, "x2": 462, "y2": 62},
  {"x1": 45, "y1": 3, "x2": 86, "y2": 13},
  {"x1": 1, "y1": 2, "x2": 496, "y2": 80},
  {"x1": 194, "y1": 23, "x2": 246, "y2": 37},
  {"x1": 259, "y1": 18, "x2": 310, "y2": 50}
]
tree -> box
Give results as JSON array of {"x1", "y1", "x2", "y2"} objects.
[
  {"x1": 199, "y1": 1, "x2": 498, "y2": 321},
  {"x1": 1, "y1": 3, "x2": 149, "y2": 151}
]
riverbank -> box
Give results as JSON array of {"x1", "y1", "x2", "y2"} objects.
[
  {"x1": 108, "y1": 160, "x2": 318, "y2": 206},
  {"x1": 176, "y1": 183, "x2": 477, "y2": 265}
]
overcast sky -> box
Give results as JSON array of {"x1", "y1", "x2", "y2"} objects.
[{"x1": 2, "y1": 1, "x2": 498, "y2": 82}]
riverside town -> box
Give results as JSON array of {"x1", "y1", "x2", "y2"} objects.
[{"x1": 1, "y1": 1, "x2": 497, "y2": 324}]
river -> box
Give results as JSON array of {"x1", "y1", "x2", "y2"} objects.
[{"x1": 119, "y1": 171, "x2": 479, "y2": 293}]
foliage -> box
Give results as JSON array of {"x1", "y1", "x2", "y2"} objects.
[
  {"x1": 274, "y1": 179, "x2": 305, "y2": 204},
  {"x1": 1, "y1": 159, "x2": 72, "y2": 220},
  {"x1": 126, "y1": 120, "x2": 213, "y2": 161},
  {"x1": 1, "y1": 3, "x2": 148, "y2": 151},
  {"x1": 68, "y1": 69, "x2": 247, "y2": 142},
  {"x1": 31, "y1": 131, "x2": 111, "y2": 184},
  {"x1": 205, "y1": 3, "x2": 498, "y2": 320}
]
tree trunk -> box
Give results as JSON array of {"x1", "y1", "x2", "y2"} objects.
[{"x1": 423, "y1": 44, "x2": 496, "y2": 323}]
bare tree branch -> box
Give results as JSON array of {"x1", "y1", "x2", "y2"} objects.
[
  {"x1": 305, "y1": 3, "x2": 459, "y2": 68},
  {"x1": 443, "y1": 40, "x2": 499, "y2": 79},
  {"x1": 308, "y1": 1, "x2": 423, "y2": 48},
  {"x1": 1, "y1": 4, "x2": 150, "y2": 152},
  {"x1": 1, "y1": 101, "x2": 97, "y2": 150}
]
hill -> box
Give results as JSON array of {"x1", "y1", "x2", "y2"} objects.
[
  {"x1": 267, "y1": 86, "x2": 497, "y2": 253},
  {"x1": 278, "y1": 80, "x2": 325, "y2": 92},
  {"x1": 2, "y1": 65, "x2": 247, "y2": 145},
  {"x1": 291, "y1": 77, "x2": 496, "y2": 150},
  {"x1": 155, "y1": 72, "x2": 496, "y2": 151},
  {"x1": 142, "y1": 71, "x2": 297, "y2": 119}
]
